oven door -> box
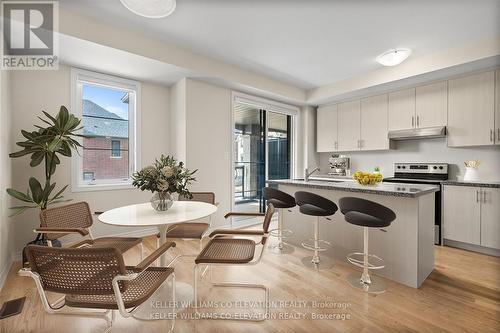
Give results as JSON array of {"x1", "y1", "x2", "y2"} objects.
[{"x1": 383, "y1": 178, "x2": 442, "y2": 245}]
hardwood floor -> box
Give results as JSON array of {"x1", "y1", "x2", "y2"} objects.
[{"x1": 0, "y1": 235, "x2": 499, "y2": 333}]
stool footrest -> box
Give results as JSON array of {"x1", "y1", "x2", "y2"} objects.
[
  {"x1": 301, "y1": 239, "x2": 331, "y2": 252},
  {"x1": 347, "y1": 252, "x2": 385, "y2": 270},
  {"x1": 268, "y1": 228, "x2": 294, "y2": 238}
]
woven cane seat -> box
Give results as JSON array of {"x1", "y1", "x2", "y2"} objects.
[
  {"x1": 164, "y1": 223, "x2": 209, "y2": 239},
  {"x1": 65, "y1": 267, "x2": 173, "y2": 310},
  {"x1": 195, "y1": 238, "x2": 256, "y2": 264},
  {"x1": 71, "y1": 237, "x2": 142, "y2": 253}
]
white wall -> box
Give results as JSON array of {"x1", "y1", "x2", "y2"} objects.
[
  {"x1": 8, "y1": 64, "x2": 170, "y2": 257},
  {"x1": 319, "y1": 139, "x2": 500, "y2": 181},
  {"x1": 175, "y1": 79, "x2": 232, "y2": 227},
  {"x1": 0, "y1": 69, "x2": 14, "y2": 288},
  {"x1": 296, "y1": 105, "x2": 319, "y2": 179}
]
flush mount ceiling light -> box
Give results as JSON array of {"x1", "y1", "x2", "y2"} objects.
[
  {"x1": 376, "y1": 49, "x2": 412, "y2": 66},
  {"x1": 120, "y1": 0, "x2": 176, "y2": 18}
]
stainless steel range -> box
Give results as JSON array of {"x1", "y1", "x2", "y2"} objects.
[{"x1": 383, "y1": 163, "x2": 449, "y2": 245}]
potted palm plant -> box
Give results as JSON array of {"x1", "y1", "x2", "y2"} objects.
[
  {"x1": 6, "y1": 106, "x2": 82, "y2": 264},
  {"x1": 7, "y1": 106, "x2": 82, "y2": 215}
]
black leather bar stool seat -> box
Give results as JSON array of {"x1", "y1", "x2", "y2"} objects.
[
  {"x1": 343, "y1": 211, "x2": 391, "y2": 228},
  {"x1": 295, "y1": 191, "x2": 338, "y2": 269},
  {"x1": 339, "y1": 197, "x2": 396, "y2": 294},
  {"x1": 263, "y1": 187, "x2": 296, "y2": 254}
]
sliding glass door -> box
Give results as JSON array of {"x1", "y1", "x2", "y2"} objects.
[{"x1": 233, "y1": 102, "x2": 292, "y2": 219}]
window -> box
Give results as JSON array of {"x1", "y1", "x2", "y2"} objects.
[
  {"x1": 111, "y1": 140, "x2": 121, "y2": 157},
  {"x1": 71, "y1": 68, "x2": 141, "y2": 191},
  {"x1": 83, "y1": 172, "x2": 95, "y2": 181}
]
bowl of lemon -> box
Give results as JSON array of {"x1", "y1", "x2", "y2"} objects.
[{"x1": 352, "y1": 171, "x2": 383, "y2": 185}]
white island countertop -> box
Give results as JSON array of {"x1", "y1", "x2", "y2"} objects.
[{"x1": 268, "y1": 179, "x2": 439, "y2": 198}]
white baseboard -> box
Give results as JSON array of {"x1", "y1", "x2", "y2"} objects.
[{"x1": 0, "y1": 257, "x2": 12, "y2": 291}]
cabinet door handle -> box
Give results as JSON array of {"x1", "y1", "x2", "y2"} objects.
[
  {"x1": 491, "y1": 129, "x2": 494, "y2": 142},
  {"x1": 497, "y1": 128, "x2": 499, "y2": 142},
  {"x1": 416, "y1": 116, "x2": 420, "y2": 127},
  {"x1": 476, "y1": 190, "x2": 479, "y2": 203},
  {"x1": 482, "y1": 190, "x2": 486, "y2": 204},
  {"x1": 412, "y1": 116, "x2": 415, "y2": 128}
]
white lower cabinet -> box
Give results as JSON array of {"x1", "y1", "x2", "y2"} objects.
[
  {"x1": 443, "y1": 185, "x2": 500, "y2": 250},
  {"x1": 480, "y1": 188, "x2": 500, "y2": 249}
]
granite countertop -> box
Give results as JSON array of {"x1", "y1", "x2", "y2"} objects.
[
  {"x1": 442, "y1": 180, "x2": 500, "y2": 188},
  {"x1": 268, "y1": 179, "x2": 439, "y2": 198}
]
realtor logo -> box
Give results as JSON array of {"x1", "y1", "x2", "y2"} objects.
[{"x1": 1, "y1": 1, "x2": 59, "y2": 70}]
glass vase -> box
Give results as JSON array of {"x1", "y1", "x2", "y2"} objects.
[{"x1": 150, "y1": 192, "x2": 173, "y2": 212}]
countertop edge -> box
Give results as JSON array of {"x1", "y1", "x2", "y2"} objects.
[{"x1": 268, "y1": 180, "x2": 439, "y2": 198}]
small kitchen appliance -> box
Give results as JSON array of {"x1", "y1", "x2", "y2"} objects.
[{"x1": 329, "y1": 155, "x2": 350, "y2": 176}]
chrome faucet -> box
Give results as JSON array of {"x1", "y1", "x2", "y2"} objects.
[{"x1": 305, "y1": 166, "x2": 320, "y2": 182}]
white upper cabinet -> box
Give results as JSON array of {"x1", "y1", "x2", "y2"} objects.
[
  {"x1": 415, "y1": 81, "x2": 447, "y2": 128},
  {"x1": 388, "y1": 88, "x2": 415, "y2": 131},
  {"x1": 495, "y1": 70, "x2": 500, "y2": 145},
  {"x1": 360, "y1": 94, "x2": 389, "y2": 150},
  {"x1": 447, "y1": 71, "x2": 495, "y2": 147},
  {"x1": 337, "y1": 100, "x2": 361, "y2": 151},
  {"x1": 316, "y1": 104, "x2": 338, "y2": 152}
]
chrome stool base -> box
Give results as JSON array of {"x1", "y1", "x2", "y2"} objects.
[
  {"x1": 301, "y1": 217, "x2": 332, "y2": 268},
  {"x1": 269, "y1": 242, "x2": 295, "y2": 255},
  {"x1": 347, "y1": 272, "x2": 386, "y2": 294},
  {"x1": 301, "y1": 256, "x2": 334, "y2": 270},
  {"x1": 268, "y1": 208, "x2": 294, "y2": 254}
]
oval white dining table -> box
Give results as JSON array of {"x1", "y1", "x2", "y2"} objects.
[{"x1": 98, "y1": 201, "x2": 218, "y2": 320}]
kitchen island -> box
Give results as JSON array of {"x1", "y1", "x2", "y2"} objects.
[{"x1": 268, "y1": 179, "x2": 439, "y2": 288}]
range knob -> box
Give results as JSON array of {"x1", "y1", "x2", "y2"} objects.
[
  {"x1": 402, "y1": 166, "x2": 406, "y2": 169},
  {"x1": 397, "y1": 166, "x2": 401, "y2": 169},
  {"x1": 439, "y1": 166, "x2": 444, "y2": 170},
  {"x1": 433, "y1": 166, "x2": 437, "y2": 170}
]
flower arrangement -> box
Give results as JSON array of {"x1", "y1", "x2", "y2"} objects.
[{"x1": 132, "y1": 155, "x2": 196, "y2": 211}]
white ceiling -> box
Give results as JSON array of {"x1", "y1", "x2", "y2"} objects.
[{"x1": 59, "y1": 0, "x2": 500, "y2": 90}]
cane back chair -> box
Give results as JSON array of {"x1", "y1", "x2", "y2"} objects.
[
  {"x1": 20, "y1": 242, "x2": 176, "y2": 332},
  {"x1": 193, "y1": 203, "x2": 275, "y2": 321},
  {"x1": 156, "y1": 192, "x2": 217, "y2": 251},
  {"x1": 37, "y1": 202, "x2": 142, "y2": 257}
]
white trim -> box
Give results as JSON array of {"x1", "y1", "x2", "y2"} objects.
[
  {"x1": 232, "y1": 91, "x2": 299, "y2": 115},
  {"x1": 230, "y1": 91, "x2": 298, "y2": 213},
  {"x1": 70, "y1": 67, "x2": 141, "y2": 193}
]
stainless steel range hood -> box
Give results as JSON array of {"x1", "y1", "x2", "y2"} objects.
[{"x1": 388, "y1": 126, "x2": 447, "y2": 140}]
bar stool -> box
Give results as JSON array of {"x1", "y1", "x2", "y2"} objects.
[
  {"x1": 339, "y1": 197, "x2": 396, "y2": 294},
  {"x1": 263, "y1": 187, "x2": 296, "y2": 254},
  {"x1": 295, "y1": 191, "x2": 338, "y2": 269}
]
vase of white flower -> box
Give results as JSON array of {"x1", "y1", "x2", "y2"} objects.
[{"x1": 132, "y1": 155, "x2": 197, "y2": 212}]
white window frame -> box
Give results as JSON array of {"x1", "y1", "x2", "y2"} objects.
[{"x1": 71, "y1": 68, "x2": 141, "y2": 192}]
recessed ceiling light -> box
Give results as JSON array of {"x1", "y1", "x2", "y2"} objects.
[
  {"x1": 376, "y1": 49, "x2": 412, "y2": 66},
  {"x1": 120, "y1": 0, "x2": 176, "y2": 19}
]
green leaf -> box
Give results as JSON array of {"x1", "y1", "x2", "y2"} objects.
[
  {"x1": 47, "y1": 198, "x2": 72, "y2": 206},
  {"x1": 8, "y1": 206, "x2": 35, "y2": 217},
  {"x1": 42, "y1": 111, "x2": 57, "y2": 125},
  {"x1": 9, "y1": 149, "x2": 33, "y2": 158},
  {"x1": 29, "y1": 177, "x2": 44, "y2": 204},
  {"x1": 30, "y1": 151, "x2": 45, "y2": 167},
  {"x1": 49, "y1": 184, "x2": 68, "y2": 201},
  {"x1": 6, "y1": 188, "x2": 34, "y2": 203}
]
